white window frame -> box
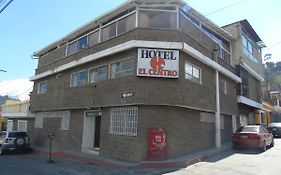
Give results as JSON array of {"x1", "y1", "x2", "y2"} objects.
[
  {"x1": 89, "y1": 65, "x2": 107, "y2": 83},
  {"x1": 70, "y1": 70, "x2": 88, "y2": 87},
  {"x1": 35, "y1": 112, "x2": 44, "y2": 128},
  {"x1": 17, "y1": 120, "x2": 28, "y2": 132},
  {"x1": 109, "y1": 106, "x2": 138, "y2": 136},
  {"x1": 221, "y1": 79, "x2": 227, "y2": 95},
  {"x1": 61, "y1": 114, "x2": 70, "y2": 130},
  {"x1": 185, "y1": 61, "x2": 202, "y2": 84},
  {"x1": 110, "y1": 58, "x2": 135, "y2": 79},
  {"x1": 37, "y1": 81, "x2": 48, "y2": 94},
  {"x1": 7, "y1": 120, "x2": 13, "y2": 131}
]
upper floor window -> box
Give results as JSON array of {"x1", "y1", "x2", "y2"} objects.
[
  {"x1": 70, "y1": 70, "x2": 88, "y2": 87},
  {"x1": 242, "y1": 33, "x2": 258, "y2": 64},
  {"x1": 110, "y1": 58, "x2": 134, "y2": 79},
  {"x1": 89, "y1": 65, "x2": 107, "y2": 83},
  {"x1": 38, "y1": 81, "x2": 48, "y2": 94},
  {"x1": 221, "y1": 79, "x2": 227, "y2": 95},
  {"x1": 185, "y1": 61, "x2": 201, "y2": 84},
  {"x1": 138, "y1": 9, "x2": 177, "y2": 29}
]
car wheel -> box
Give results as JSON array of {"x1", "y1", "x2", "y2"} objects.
[
  {"x1": 270, "y1": 138, "x2": 274, "y2": 147},
  {"x1": 261, "y1": 141, "x2": 267, "y2": 152},
  {"x1": 14, "y1": 137, "x2": 26, "y2": 148}
]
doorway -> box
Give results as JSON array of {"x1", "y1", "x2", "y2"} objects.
[{"x1": 82, "y1": 111, "x2": 101, "y2": 153}]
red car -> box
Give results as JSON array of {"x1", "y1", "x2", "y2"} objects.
[{"x1": 232, "y1": 125, "x2": 274, "y2": 151}]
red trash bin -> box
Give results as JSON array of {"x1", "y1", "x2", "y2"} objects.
[{"x1": 148, "y1": 128, "x2": 167, "y2": 160}]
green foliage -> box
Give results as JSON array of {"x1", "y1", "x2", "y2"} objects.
[{"x1": 265, "y1": 61, "x2": 281, "y2": 91}]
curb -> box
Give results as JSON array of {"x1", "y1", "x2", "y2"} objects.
[{"x1": 32, "y1": 145, "x2": 231, "y2": 169}]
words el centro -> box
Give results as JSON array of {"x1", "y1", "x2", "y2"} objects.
[{"x1": 137, "y1": 48, "x2": 179, "y2": 78}]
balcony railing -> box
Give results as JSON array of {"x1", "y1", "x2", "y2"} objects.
[
  {"x1": 1, "y1": 102, "x2": 34, "y2": 118},
  {"x1": 59, "y1": 6, "x2": 232, "y2": 65}
]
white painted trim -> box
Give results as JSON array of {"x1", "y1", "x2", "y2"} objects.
[
  {"x1": 2, "y1": 112, "x2": 35, "y2": 118},
  {"x1": 215, "y1": 70, "x2": 221, "y2": 148},
  {"x1": 30, "y1": 40, "x2": 241, "y2": 83},
  {"x1": 240, "y1": 61, "x2": 264, "y2": 82},
  {"x1": 183, "y1": 43, "x2": 241, "y2": 83},
  {"x1": 237, "y1": 95, "x2": 262, "y2": 109}
]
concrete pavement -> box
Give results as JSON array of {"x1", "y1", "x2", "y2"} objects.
[{"x1": 32, "y1": 142, "x2": 232, "y2": 170}]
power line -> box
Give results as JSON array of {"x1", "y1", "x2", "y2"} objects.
[
  {"x1": 0, "y1": 0, "x2": 13, "y2": 14},
  {"x1": 204, "y1": 0, "x2": 248, "y2": 16},
  {"x1": 264, "y1": 41, "x2": 281, "y2": 51}
]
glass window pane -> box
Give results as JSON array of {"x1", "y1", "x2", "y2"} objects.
[
  {"x1": 185, "y1": 63, "x2": 192, "y2": 75},
  {"x1": 193, "y1": 67, "x2": 200, "y2": 79},
  {"x1": 139, "y1": 10, "x2": 177, "y2": 29},
  {"x1": 111, "y1": 59, "x2": 134, "y2": 79},
  {"x1": 88, "y1": 31, "x2": 99, "y2": 46},
  {"x1": 67, "y1": 41, "x2": 77, "y2": 56},
  {"x1": 89, "y1": 66, "x2": 107, "y2": 83},
  {"x1": 71, "y1": 71, "x2": 87, "y2": 87},
  {"x1": 117, "y1": 13, "x2": 136, "y2": 35},
  {"x1": 101, "y1": 22, "x2": 117, "y2": 41},
  {"x1": 247, "y1": 40, "x2": 253, "y2": 54},
  {"x1": 78, "y1": 36, "x2": 88, "y2": 50},
  {"x1": 242, "y1": 34, "x2": 247, "y2": 48}
]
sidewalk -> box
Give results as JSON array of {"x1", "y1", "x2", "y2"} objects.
[{"x1": 32, "y1": 143, "x2": 232, "y2": 170}]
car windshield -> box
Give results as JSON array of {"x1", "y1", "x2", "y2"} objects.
[
  {"x1": 237, "y1": 126, "x2": 259, "y2": 133},
  {"x1": 8, "y1": 132, "x2": 27, "y2": 138},
  {"x1": 269, "y1": 123, "x2": 281, "y2": 127}
]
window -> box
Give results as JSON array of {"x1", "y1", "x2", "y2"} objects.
[
  {"x1": 35, "y1": 112, "x2": 44, "y2": 128},
  {"x1": 110, "y1": 59, "x2": 134, "y2": 79},
  {"x1": 67, "y1": 41, "x2": 78, "y2": 56},
  {"x1": 185, "y1": 61, "x2": 201, "y2": 83},
  {"x1": 117, "y1": 13, "x2": 136, "y2": 35},
  {"x1": 61, "y1": 114, "x2": 70, "y2": 130},
  {"x1": 242, "y1": 33, "x2": 258, "y2": 63},
  {"x1": 38, "y1": 81, "x2": 48, "y2": 94},
  {"x1": 78, "y1": 36, "x2": 88, "y2": 50},
  {"x1": 101, "y1": 22, "x2": 117, "y2": 41},
  {"x1": 88, "y1": 31, "x2": 99, "y2": 47},
  {"x1": 17, "y1": 120, "x2": 27, "y2": 132},
  {"x1": 138, "y1": 10, "x2": 177, "y2": 29},
  {"x1": 89, "y1": 66, "x2": 107, "y2": 83},
  {"x1": 109, "y1": 107, "x2": 138, "y2": 136},
  {"x1": 221, "y1": 79, "x2": 227, "y2": 95},
  {"x1": 70, "y1": 70, "x2": 88, "y2": 87},
  {"x1": 7, "y1": 120, "x2": 13, "y2": 131}
]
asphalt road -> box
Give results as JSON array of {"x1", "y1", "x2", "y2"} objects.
[
  {"x1": 164, "y1": 138, "x2": 281, "y2": 175},
  {"x1": 0, "y1": 151, "x2": 174, "y2": 175},
  {"x1": 1, "y1": 139, "x2": 281, "y2": 175}
]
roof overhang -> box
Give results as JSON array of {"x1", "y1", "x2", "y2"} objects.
[
  {"x1": 240, "y1": 61, "x2": 264, "y2": 82},
  {"x1": 237, "y1": 96, "x2": 263, "y2": 109}
]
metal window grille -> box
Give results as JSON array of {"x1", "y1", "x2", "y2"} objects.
[{"x1": 110, "y1": 107, "x2": 138, "y2": 136}]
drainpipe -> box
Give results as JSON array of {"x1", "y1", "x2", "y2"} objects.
[{"x1": 215, "y1": 70, "x2": 221, "y2": 148}]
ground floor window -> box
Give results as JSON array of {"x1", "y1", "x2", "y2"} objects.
[
  {"x1": 17, "y1": 120, "x2": 27, "y2": 132},
  {"x1": 7, "y1": 120, "x2": 13, "y2": 131},
  {"x1": 109, "y1": 106, "x2": 138, "y2": 136}
]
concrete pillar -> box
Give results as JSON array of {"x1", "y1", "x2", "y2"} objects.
[{"x1": 215, "y1": 70, "x2": 221, "y2": 148}]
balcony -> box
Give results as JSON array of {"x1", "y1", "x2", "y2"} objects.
[{"x1": 1, "y1": 101, "x2": 34, "y2": 118}]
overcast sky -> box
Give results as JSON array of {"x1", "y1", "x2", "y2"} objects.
[{"x1": 0, "y1": 0, "x2": 280, "y2": 100}]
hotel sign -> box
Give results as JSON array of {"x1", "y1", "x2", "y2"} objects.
[{"x1": 137, "y1": 48, "x2": 179, "y2": 78}]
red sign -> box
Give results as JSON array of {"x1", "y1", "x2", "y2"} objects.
[{"x1": 148, "y1": 128, "x2": 167, "y2": 160}]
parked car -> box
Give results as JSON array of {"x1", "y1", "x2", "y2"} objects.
[
  {"x1": 0, "y1": 131, "x2": 31, "y2": 155},
  {"x1": 232, "y1": 125, "x2": 274, "y2": 151},
  {"x1": 267, "y1": 122, "x2": 281, "y2": 138}
]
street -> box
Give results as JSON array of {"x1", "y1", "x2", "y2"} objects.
[
  {"x1": 164, "y1": 138, "x2": 281, "y2": 175},
  {"x1": 1, "y1": 139, "x2": 281, "y2": 175}
]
